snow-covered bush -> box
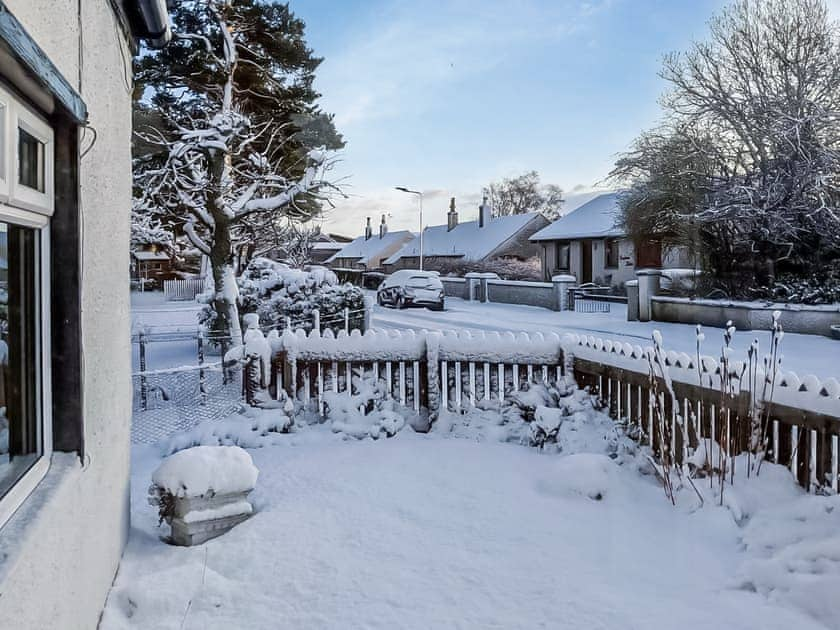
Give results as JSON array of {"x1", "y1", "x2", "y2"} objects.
[
  {"x1": 165, "y1": 405, "x2": 295, "y2": 455},
  {"x1": 200, "y1": 257, "x2": 366, "y2": 335},
  {"x1": 322, "y1": 367, "x2": 418, "y2": 439},
  {"x1": 434, "y1": 377, "x2": 632, "y2": 459},
  {"x1": 430, "y1": 256, "x2": 542, "y2": 281}
]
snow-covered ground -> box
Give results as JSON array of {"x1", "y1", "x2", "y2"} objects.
[
  {"x1": 103, "y1": 422, "x2": 837, "y2": 630},
  {"x1": 371, "y1": 294, "x2": 840, "y2": 380}
]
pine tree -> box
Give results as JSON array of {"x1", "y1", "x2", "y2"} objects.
[{"x1": 133, "y1": 0, "x2": 344, "y2": 344}]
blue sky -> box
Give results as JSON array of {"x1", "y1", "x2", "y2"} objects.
[{"x1": 290, "y1": 0, "x2": 732, "y2": 235}]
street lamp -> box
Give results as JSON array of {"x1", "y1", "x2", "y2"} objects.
[{"x1": 395, "y1": 186, "x2": 424, "y2": 270}]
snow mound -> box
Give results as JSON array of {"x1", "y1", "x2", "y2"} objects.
[
  {"x1": 737, "y1": 491, "x2": 840, "y2": 625},
  {"x1": 152, "y1": 445, "x2": 258, "y2": 498},
  {"x1": 535, "y1": 453, "x2": 619, "y2": 501},
  {"x1": 165, "y1": 407, "x2": 294, "y2": 455}
]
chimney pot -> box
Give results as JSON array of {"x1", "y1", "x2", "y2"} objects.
[
  {"x1": 447, "y1": 197, "x2": 458, "y2": 231},
  {"x1": 379, "y1": 214, "x2": 388, "y2": 239},
  {"x1": 479, "y1": 198, "x2": 492, "y2": 228},
  {"x1": 365, "y1": 216, "x2": 373, "y2": 240}
]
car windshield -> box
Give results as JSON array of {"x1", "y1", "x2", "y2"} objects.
[{"x1": 406, "y1": 275, "x2": 441, "y2": 289}]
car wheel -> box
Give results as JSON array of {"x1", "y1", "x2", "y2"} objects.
[
  {"x1": 377, "y1": 293, "x2": 384, "y2": 306},
  {"x1": 396, "y1": 295, "x2": 406, "y2": 309}
]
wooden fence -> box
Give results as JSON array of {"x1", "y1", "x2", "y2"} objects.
[
  {"x1": 242, "y1": 328, "x2": 840, "y2": 493},
  {"x1": 163, "y1": 276, "x2": 206, "y2": 301}
]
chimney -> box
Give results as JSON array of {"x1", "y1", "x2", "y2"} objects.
[
  {"x1": 364, "y1": 216, "x2": 373, "y2": 240},
  {"x1": 479, "y1": 195, "x2": 492, "y2": 228},
  {"x1": 447, "y1": 197, "x2": 458, "y2": 231},
  {"x1": 379, "y1": 214, "x2": 388, "y2": 239}
]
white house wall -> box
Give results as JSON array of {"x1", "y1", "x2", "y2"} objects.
[{"x1": 0, "y1": 2, "x2": 132, "y2": 628}]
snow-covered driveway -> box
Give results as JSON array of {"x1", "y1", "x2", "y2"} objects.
[
  {"x1": 103, "y1": 432, "x2": 829, "y2": 630},
  {"x1": 371, "y1": 295, "x2": 840, "y2": 380}
]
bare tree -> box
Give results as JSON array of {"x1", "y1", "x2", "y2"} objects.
[
  {"x1": 483, "y1": 171, "x2": 564, "y2": 219},
  {"x1": 614, "y1": 0, "x2": 840, "y2": 289}
]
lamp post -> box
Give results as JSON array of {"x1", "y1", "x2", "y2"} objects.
[{"x1": 395, "y1": 186, "x2": 424, "y2": 270}]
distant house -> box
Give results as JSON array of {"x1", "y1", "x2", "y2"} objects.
[
  {"x1": 309, "y1": 232, "x2": 353, "y2": 265},
  {"x1": 529, "y1": 192, "x2": 691, "y2": 286},
  {"x1": 382, "y1": 198, "x2": 548, "y2": 272},
  {"x1": 326, "y1": 215, "x2": 414, "y2": 270},
  {"x1": 131, "y1": 244, "x2": 175, "y2": 288},
  {"x1": 264, "y1": 230, "x2": 353, "y2": 265}
]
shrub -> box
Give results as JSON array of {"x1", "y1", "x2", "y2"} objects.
[{"x1": 201, "y1": 257, "x2": 367, "y2": 335}]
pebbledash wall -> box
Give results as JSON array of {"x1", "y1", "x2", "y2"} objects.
[{"x1": 0, "y1": 2, "x2": 133, "y2": 628}]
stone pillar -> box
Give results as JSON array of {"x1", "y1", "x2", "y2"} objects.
[
  {"x1": 636, "y1": 269, "x2": 662, "y2": 322},
  {"x1": 552, "y1": 274, "x2": 576, "y2": 311},
  {"x1": 465, "y1": 272, "x2": 480, "y2": 302},
  {"x1": 625, "y1": 280, "x2": 639, "y2": 322}
]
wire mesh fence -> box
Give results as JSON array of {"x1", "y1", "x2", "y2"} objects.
[{"x1": 131, "y1": 365, "x2": 243, "y2": 445}]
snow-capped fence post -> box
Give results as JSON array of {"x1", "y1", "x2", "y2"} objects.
[
  {"x1": 197, "y1": 333, "x2": 207, "y2": 406},
  {"x1": 139, "y1": 331, "x2": 148, "y2": 411},
  {"x1": 426, "y1": 332, "x2": 441, "y2": 421},
  {"x1": 313, "y1": 309, "x2": 321, "y2": 333},
  {"x1": 343, "y1": 307, "x2": 350, "y2": 333},
  {"x1": 364, "y1": 296, "x2": 373, "y2": 332},
  {"x1": 552, "y1": 274, "x2": 576, "y2": 311}
]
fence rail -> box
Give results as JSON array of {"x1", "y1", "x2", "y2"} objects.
[
  {"x1": 164, "y1": 276, "x2": 206, "y2": 301},
  {"x1": 239, "y1": 327, "x2": 840, "y2": 493}
]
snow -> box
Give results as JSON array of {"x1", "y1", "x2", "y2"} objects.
[
  {"x1": 151, "y1": 445, "x2": 258, "y2": 498},
  {"x1": 530, "y1": 192, "x2": 624, "y2": 241},
  {"x1": 325, "y1": 230, "x2": 414, "y2": 265},
  {"x1": 103, "y1": 418, "x2": 832, "y2": 630},
  {"x1": 370, "y1": 293, "x2": 840, "y2": 380},
  {"x1": 384, "y1": 212, "x2": 541, "y2": 264}
]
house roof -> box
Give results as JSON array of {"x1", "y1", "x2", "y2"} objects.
[
  {"x1": 326, "y1": 230, "x2": 414, "y2": 265},
  {"x1": 529, "y1": 192, "x2": 624, "y2": 241},
  {"x1": 311, "y1": 242, "x2": 344, "y2": 251},
  {"x1": 384, "y1": 213, "x2": 541, "y2": 264}
]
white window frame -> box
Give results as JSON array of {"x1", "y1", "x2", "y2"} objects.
[
  {"x1": 9, "y1": 93, "x2": 54, "y2": 216},
  {"x1": 0, "y1": 92, "x2": 53, "y2": 529},
  {"x1": 0, "y1": 85, "x2": 9, "y2": 202}
]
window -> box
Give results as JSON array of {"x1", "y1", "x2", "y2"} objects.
[
  {"x1": 605, "y1": 238, "x2": 619, "y2": 269},
  {"x1": 555, "y1": 242, "x2": 570, "y2": 270},
  {"x1": 0, "y1": 84, "x2": 54, "y2": 216},
  {"x1": 0, "y1": 85, "x2": 52, "y2": 528}
]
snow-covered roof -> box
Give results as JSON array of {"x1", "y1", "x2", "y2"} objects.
[
  {"x1": 132, "y1": 251, "x2": 171, "y2": 261},
  {"x1": 326, "y1": 230, "x2": 414, "y2": 265},
  {"x1": 311, "y1": 242, "x2": 344, "y2": 251},
  {"x1": 384, "y1": 213, "x2": 541, "y2": 264},
  {"x1": 529, "y1": 193, "x2": 624, "y2": 241}
]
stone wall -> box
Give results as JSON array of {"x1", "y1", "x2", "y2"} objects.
[
  {"x1": 652, "y1": 296, "x2": 840, "y2": 337},
  {"x1": 487, "y1": 280, "x2": 557, "y2": 310}
]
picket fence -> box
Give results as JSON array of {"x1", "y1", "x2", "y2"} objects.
[
  {"x1": 163, "y1": 276, "x2": 206, "y2": 301},
  {"x1": 241, "y1": 327, "x2": 840, "y2": 493}
]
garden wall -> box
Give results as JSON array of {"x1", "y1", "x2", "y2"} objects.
[
  {"x1": 652, "y1": 296, "x2": 840, "y2": 337},
  {"x1": 486, "y1": 280, "x2": 558, "y2": 310}
]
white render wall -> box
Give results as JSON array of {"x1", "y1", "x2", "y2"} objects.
[{"x1": 0, "y1": 2, "x2": 132, "y2": 629}]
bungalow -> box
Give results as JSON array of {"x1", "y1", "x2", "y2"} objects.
[
  {"x1": 529, "y1": 192, "x2": 691, "y2": 287},
  {"x1": 0, "y1": 2, "x2": 169, "y2": 628},
  {"x1": 325, "y1": 215, "x2": 414, "y2": 271},
  {"x1": 382, "y1": 197, "x2": 548, "y2": 272}
]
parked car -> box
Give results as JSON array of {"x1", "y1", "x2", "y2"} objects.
[{"x1": 377, "y1": 270, "x2": 445, "y2": 310}]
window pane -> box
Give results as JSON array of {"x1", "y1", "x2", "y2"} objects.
[
  {"x1": 0, "y1": 221, "x2": 40, "y2": 497},
  {"x1": 18, "y1": 128, "x2": 45, "y2": 193}
]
